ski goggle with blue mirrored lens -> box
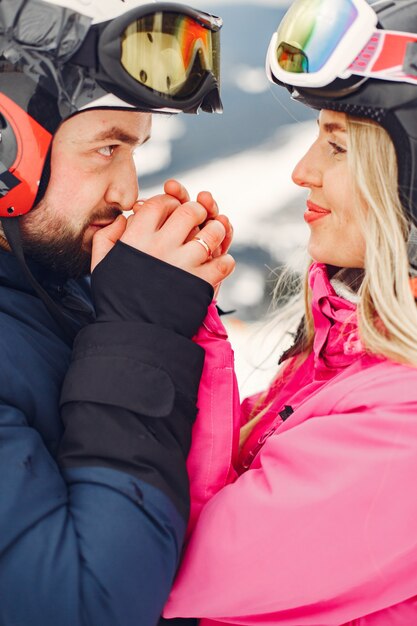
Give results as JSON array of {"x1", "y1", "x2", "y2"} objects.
[{"x1": 266, "y1": 0, "x2": 417, "y2": 89}]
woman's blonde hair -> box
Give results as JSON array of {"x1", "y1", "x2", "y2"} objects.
[
  {"x1": 346, "y1": 115, "x2": 417, "y2": 365},
  {"x1": 240, "y1": 113, "x2": 417, "y2": 445}
]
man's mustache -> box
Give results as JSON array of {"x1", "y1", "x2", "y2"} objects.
[{"x1": 87, "y1": 207, "x2": 122, "y2": 225}]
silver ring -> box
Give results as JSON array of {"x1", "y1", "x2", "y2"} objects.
[{"x1": 193, "y1": 236, "x2": 212, "y2": 258}]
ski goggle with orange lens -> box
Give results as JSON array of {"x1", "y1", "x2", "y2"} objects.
[
  {"x1": 72, "y1": 2, "x2": 222, "y2": 113},
  {"x1": 266, "y1": 0, "x2": 417, "y2": 89}
]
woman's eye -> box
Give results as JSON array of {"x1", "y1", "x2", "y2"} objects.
[
  {"x1": 98, "y1": 145, "x2": 115, "y2": 157},
  {"x1": 328, "y1": 141, "x2": 347, "y2": 157}
]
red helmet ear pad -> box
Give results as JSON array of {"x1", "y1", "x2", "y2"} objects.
[{"x1": 0, "y1": 93, "x2": 52, "y2": 218}]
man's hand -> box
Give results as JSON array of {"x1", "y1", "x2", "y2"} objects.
[
  {"x1": 91, "y1": 180, "x2": 234, "y2": 288},
  {"x1": 91, "y1": 213, "x2": 127, "y2": 272}
]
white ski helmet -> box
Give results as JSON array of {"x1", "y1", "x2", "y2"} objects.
[{"x1": 266, "y1": 0, "x2": 417, "y2": 222}]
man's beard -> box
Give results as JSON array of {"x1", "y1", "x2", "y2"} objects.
[{"x1": 19, "y1": 200, "x2": 121, "y2": 279}]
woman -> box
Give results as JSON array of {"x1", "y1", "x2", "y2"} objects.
[{"x1": 162, "y1": 0, "x2": 417, "y2": 624}]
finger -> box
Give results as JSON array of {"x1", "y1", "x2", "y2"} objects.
[
  {"x1": 164, "y1": 179, "x2": 190, "y2": 204},
  {"x1": 216, "y1": 215, "x2": 234, "y2": 255},
  {"x1": 160, "y1": 201, "x2": 208, "y2": 246},
  {"x1": 122, "y1": 194, "x2": 181, "y2": 244},
  {"x1": 184, "y1": 225, "x2": 200, "y2": 243},
  {"x1": 196, "y1": 190, "x2": 219, "y2": 220},
  {"x1": 194, "y1": 253, "x2": 235, "y2": 288},
  {"x1": 188, "y1": 218, "x2": 227, "y2": 262},
  {"x1": 209, "y1": 215, "x2": 232, "y2": 258},
  {"x1": 91, "y1": 214, "x2": 127, "y2": 272},
  {"x1": 131, "y1": 199, "x2": 147, "y2": 214}
]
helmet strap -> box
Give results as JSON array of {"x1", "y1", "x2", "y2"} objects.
[
  {"x1": 1, "y1": 216, "x2": 77, "y2": 344},
  {"x1": 34, "y1": 148, "x2": 52, "y2": 207}
]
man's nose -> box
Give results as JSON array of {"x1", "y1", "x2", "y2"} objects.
[
  {"x1": 291, "y1": 142, "x2": 322, "y2": 189},
  {"x1": 104, "y1": 157, "x2": 139, "y2": 212}
]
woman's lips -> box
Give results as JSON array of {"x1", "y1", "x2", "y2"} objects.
[{"x1": 304, "y1": 200, "x2": 331, "y2": 224}]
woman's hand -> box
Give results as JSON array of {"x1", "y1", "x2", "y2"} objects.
[
  {"x1": 164, "y1": 179, "x2": 233, "y2": 258},
  {"x1": 163, "y1": 179, "x2": 234, "y2": 298}
]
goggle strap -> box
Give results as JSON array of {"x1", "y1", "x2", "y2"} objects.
[
  {"x1": 347, "y1": 29, "x2": 417, "y2": 85},
  {"x1": 70, "y1": 25, "x2": 99, "y2": 68}
]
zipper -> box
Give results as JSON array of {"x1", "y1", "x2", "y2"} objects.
[
  {"x1": 241, "y1": 405, "x2": 295, "y2": 470},
  {"x1": 241, "y1": 424, "x2": 278, "y2": 470}
]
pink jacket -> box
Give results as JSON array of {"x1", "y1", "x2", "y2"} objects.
[{"x1": 164, "y1": 263, "x2": 417, "y2": 625}]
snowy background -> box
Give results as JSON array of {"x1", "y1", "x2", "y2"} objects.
[{"x1": 138, "y1": 0, "x2": 317, "y2": 394}]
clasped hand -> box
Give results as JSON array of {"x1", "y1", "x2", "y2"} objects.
[{"x1": 91, "y1": 179, "x2": 235, "y2": 289}]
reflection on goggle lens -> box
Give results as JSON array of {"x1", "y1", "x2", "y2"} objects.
[
  {"x1": 121, "y1": 13, "x2": 219, "y2": 97},
  {"x1": 277, "y1": 42, "x2": 308, "y2": 73},
  {"x1": 275, "y1": 0, "x2": 358, "y2": 73}
]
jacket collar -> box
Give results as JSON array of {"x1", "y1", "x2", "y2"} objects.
[
  {"x1": 0, "y1": 247, "x2": 94, "y2": 325},
  {"x1": 0, "y1": 247, "x2": 68, "y2": 294},
  {"x1": 309, "y1": 263, "x2": 365, "y2": 377}
]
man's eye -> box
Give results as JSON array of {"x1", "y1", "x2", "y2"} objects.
[{"x1": 98, "y1": 145, "x2": 115, "y2": 157}]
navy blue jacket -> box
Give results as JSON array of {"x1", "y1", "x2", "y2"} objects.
[{"x1": 0, "y1": 241, "x2": 212, "y2": 626}]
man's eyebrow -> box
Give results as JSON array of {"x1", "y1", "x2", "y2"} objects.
[{"x1": 89, "y1": 127, "x2": 147, "y2": 146}]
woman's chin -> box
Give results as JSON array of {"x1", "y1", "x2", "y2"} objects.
[{"x1": 307, "y1": 242, "x2": 330, "y2": 265}]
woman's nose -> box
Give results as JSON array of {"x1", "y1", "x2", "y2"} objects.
[{"x1": 291, "y1": 142, "x2": 322, "y2": 189}]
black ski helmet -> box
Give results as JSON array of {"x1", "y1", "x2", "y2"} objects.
[{"x1": 267, "y1": 0, "x2": 417, "y2": 222}]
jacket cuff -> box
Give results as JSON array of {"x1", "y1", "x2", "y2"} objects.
[
  {"x1": 60, "y1": 320, "x2": 205, "y2": 416},
  {"x1": 91, "y1": 241, "x2": 214, "y2": 338}
]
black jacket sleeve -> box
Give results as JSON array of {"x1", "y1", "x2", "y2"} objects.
[{"x1": 59, "y1": 240, "x2": 214, "y2": 518}]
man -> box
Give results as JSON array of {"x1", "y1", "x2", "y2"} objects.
[{"x1": 0, "y1": 1, "x2": 234, "y2": 625}]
